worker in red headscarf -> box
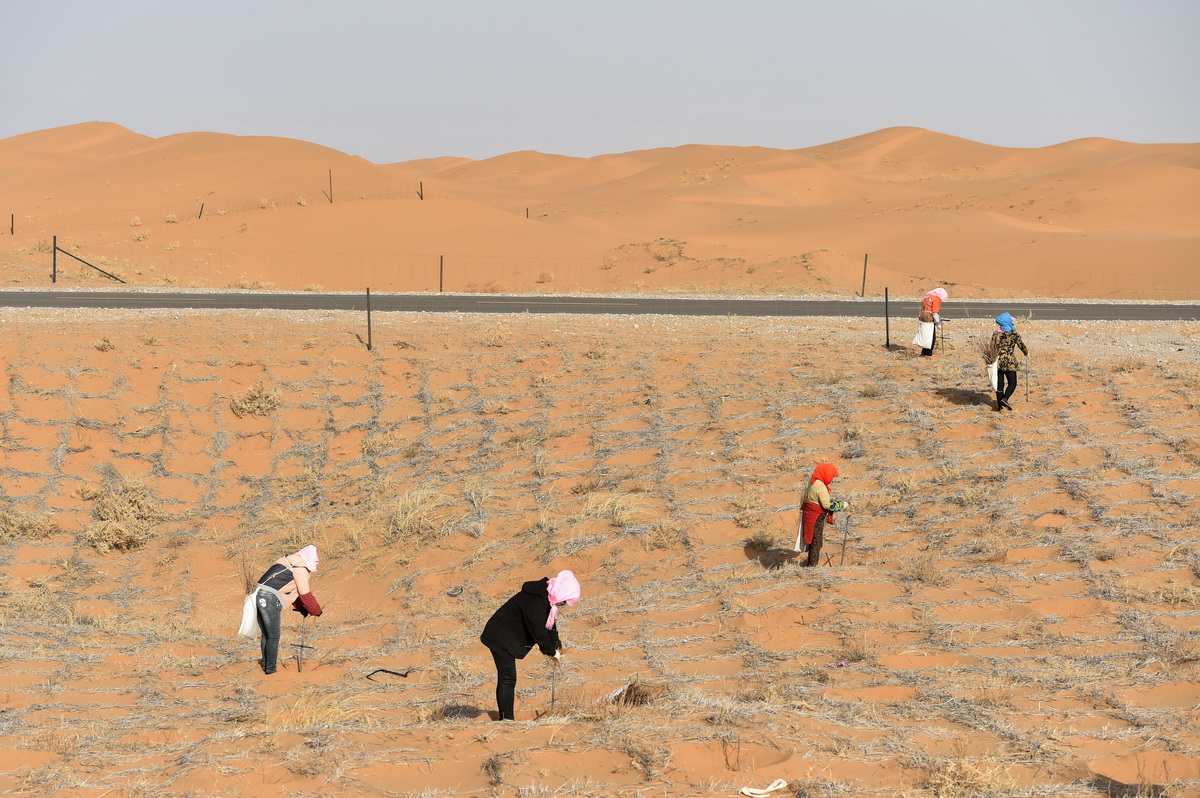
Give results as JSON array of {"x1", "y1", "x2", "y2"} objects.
[{"x1": 796, "y1": 463, "x2": 847, "y2": 567}]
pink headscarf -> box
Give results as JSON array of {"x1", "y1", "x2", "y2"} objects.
[
  {"x1": 926, "y1": 287, "x2": 948, "y2": 301},
  {"x1": 295, "y1": 545, "x2": 319, "y2": 572},
  {"x1": 545, "y1": 570, "x2": 581, "y2": 629}
]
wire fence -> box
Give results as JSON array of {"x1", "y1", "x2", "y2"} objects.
[
  {"x1": 32, "y1": 241, "x2": 1200, "y2": 300},
  {"x1": 8, "y1": 176, "x2": 1198, "y2": 299}
]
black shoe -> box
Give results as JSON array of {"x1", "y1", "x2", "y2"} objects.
[{"x1": 1000, "y1": 399, "x2": 1013, "y2": 410}]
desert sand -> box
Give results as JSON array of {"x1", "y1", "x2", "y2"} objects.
[
  {"x1": 0, "y1": 306, "x2": 1197, "y2": 797},
  {"x1": 1, "y1": 122, "x2": 1198, "y2": 299},
  {"x1": 0, "y1": 124, "x2": 1198, "y2": 797}
]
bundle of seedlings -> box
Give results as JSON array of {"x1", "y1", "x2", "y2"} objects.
[{"x1": 976, "y1": 336, "x2": 999, "y2": 363}]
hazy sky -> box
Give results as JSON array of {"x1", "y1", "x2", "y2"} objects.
[{"x1": 3, "y1": 0, "x2": 1197, "y2": 162}]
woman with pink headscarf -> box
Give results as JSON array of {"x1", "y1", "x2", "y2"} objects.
[
  {"x1": 915, "y1": 288, "x2": 949, "y2": 356},
  {"x1": 480, "y1": 570, "x2": 581, "y2": 721},
  {"x1": 253, "y1": 545, "x2": 323, "y2": 674}
]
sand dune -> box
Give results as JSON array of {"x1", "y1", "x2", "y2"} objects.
[{"x1": 2, "y1": 121, "x2": 1197, "y2": 297}]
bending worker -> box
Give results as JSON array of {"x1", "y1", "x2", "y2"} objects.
[
  {"x1": 254, "y1": 545, "x2": 323, "y2": 674},
  {"x1": 480, "y1": 570, "x2": 581, "y2": 721},
  {"x1": 915, "y1": 287, "x2": 949, "y2": 356}
]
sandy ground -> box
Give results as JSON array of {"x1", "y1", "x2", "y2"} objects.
[
  {"x1": 1, "y1": 307, "x2": 1198, "y2": 796},
  {"x1": 2, "y1": 123, "x2": 1198, "y2": 300}
]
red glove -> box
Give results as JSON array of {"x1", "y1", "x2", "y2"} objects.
[{"x1": 292, "y1": 592, "x2": 323, "y2": 617}]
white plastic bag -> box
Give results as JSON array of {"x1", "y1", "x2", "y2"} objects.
[
  {"x1": 238, "y1": 592, "x2": 257, "y2": 637},
  {"x1": 913, "y1": 321, "x2": 935, "y2": 349},
  {"x1": 987, "y1": 359, "x2": 999, "y2": 392}
]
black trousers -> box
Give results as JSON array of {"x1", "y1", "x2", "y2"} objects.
[
  {"x1": 997, "y1": 369, "x2": 1017, "y2": 400},
  {"x1": 490, "y1": 648, "x2": 518, "y2": 720}
]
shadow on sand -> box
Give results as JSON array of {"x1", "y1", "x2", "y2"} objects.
[
  {"x1": 743, "y1": 545, "x2": 803, "y2": 571},
  {"x1": 935, "y1": 387, "x2": 993, "y2": 407}
]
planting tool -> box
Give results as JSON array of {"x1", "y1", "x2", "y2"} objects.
[
  {"x1": 840, "y1": 513, "x2": 853, "y2": 566},
  {"x1": 549, "y1": 657, "x2": 559, "y2": 714},
  {"x1": 294, "y1": 616, "x2": 315, "y2": 672}
]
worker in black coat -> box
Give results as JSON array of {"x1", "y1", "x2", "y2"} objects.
[{"x1": 480, "y1": 570, "x2": 581, "y2": 721}]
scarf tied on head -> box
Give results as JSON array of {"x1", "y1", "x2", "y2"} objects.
[
  {"x1": 295, "y1": 545, "x2": 319, "y2": 572},
  {"x1": 995, "y1": 312, "x2": 1015, "y2": 333},
  {"x1": 811, "y1": 462, "x2": 838, "y2": 486},
  {"x1": 545, "y1": 570, "x2": 581, "y2": 629},
  {"x1": 926, "y1": 288, "x2": 948, "y2": 302}
]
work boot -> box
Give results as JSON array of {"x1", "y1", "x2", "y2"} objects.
[{"x1": 995, "y1": 393, "x2": 1003, "y2": 411}]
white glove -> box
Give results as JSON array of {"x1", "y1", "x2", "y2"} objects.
[{"x1": 552, "y1": 650, "x2": 562, "y2": 660}]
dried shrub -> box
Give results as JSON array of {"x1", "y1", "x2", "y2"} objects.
[
  {"x1": 94, "y1": 336, "x2": 116, "y2": 352},
  {"x1": 923, "y1": 752, "x2": 1013, "y2": 797},
  {"x1": 1112, "y1": 356, "x2": 1144, "y2": 373},
  {"x1": 0, "y1": 509, "x2": 61, "y2": 543},
  {"x1": 897, "y1": 552, "x2": 946, "y2": 585},
  {"x1": 642, "y1": 522, "x2": 681, "y2": 551},
  {"x1": 610, "y1": 674, "x2": 667, "y2": 708},
  {"x1": 230, "y1": 381, "x2": 280, "y2": 418},
  {"x1": 731, "y1": 488, "x2": 767, "y2": 529},
  {"x1": 81, "y1": 481, "x2": 166, "y2": 552}
]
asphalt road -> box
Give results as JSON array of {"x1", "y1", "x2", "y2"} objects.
[{"x1": 0, "y1": 290, "x2": 1196, "y2": 321}]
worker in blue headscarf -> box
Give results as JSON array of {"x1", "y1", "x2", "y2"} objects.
[{"x1": 990, "y1": 313, "x2": 1029, "y2": 411}]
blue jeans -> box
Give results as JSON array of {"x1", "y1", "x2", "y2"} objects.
[{"x1": 256, "y1": 589, "x2": 283, "y2": 674}]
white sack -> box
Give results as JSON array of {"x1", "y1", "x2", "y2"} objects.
[
  {"x1": 238, "y1": 592, "x2": 257, "y2": 637},
  {"x1": 913, "y1": 321, "x2": 935, "y2": 349}
]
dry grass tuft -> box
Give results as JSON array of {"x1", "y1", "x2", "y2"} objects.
[
  {"x1": 838, "y1": 631, "x2": 876, "y2": 663},
  {"x1": 578, "y1": 492, "x2": 651, "y2": 527},
  {"x1": 270, "y1": 686, "x2": 375, "y2": 731},
  {"x1": 0, "y1": 508, "x2": 61, "y2": 543},
  {"x1": 953, "y1": 484, "x2": 991, "y2": 507},
  {"x1": 229, "y1": 381, "x2": 281, "y2": 418},
  {"x1": 80, "y1": 480, "x2": 166, "y2": 552},
  {"x1": 386, "y1": 488, "x2": 461, "y2": 543},
  {"x1": 922, "y1": 750, "x2": 1014, "y2": 797}
]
